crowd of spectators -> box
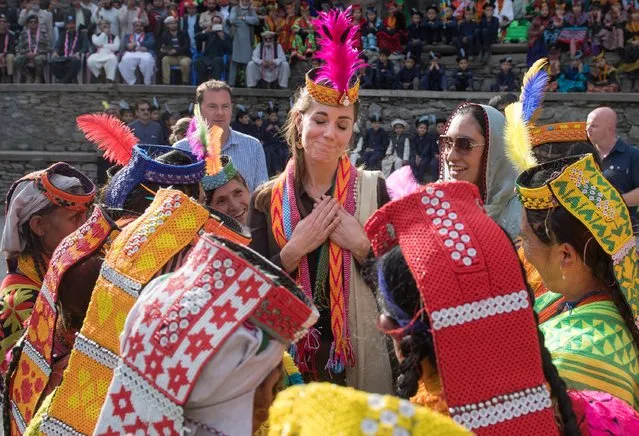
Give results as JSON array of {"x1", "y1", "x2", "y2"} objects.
[{"x1": 0, "y1": 0, "x2": 637, "y2": 92}]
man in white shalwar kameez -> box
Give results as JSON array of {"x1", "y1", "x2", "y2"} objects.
[
  {"x1": 246, "y1": 30, "x2": 289, "y2": 89},
  {"x1": 87, "y1": 19, "x2": 120, "y2": 81}
]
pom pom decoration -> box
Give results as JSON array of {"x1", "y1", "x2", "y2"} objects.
[
  {"x1": 206, "y1": 125, "x2": 224, "y2": 176},
  {"x1": 312, "y1": 6, "x2": 365, "y2": 97},
  {"x1": 187, "y1": 104, "x2": 209, "y2": 161},
  {"x1": 76, "y1": 114, "x2": 138, "y2": 166},
  {"x1": 504, "y1": 58, "x2": 550, "y2": 173}
]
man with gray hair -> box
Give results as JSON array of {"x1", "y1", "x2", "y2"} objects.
[{"x1": 587, "y1": 106, "x2": 639, "y2": 227}]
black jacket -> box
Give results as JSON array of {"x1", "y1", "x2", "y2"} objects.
[
  {"x1": 196, "y1": 31, "x2": 232, "y2": 58},
  {"x1": 0, "y1": 31, "x2": 16, "y2": 54},
  {"x1": 161, "y1": 29, "x2": 190, "y2": 57},
  {"x1": 54, "y1": 29, "x2": 88, "y2": 55}
]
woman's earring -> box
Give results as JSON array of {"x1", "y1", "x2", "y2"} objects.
[{"x1": 297, "y1": 132, "x2": 303, "y2": 149}]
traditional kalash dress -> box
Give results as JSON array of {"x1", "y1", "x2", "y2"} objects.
[
  {"x1": 504, "y1": 58, "x2": 639, "y2": 411},
  {"x1": 365, "y1": 181, "x2": 639, "y2": 434},
  {"x1": 0, "y1": 163, "x2": 95, "y2": 374},
  {"x1": 93, "y1": 234, "x2": 318, "y2": 435},
  {"x1": 248, "y1": 7, "x2": 393, "y2": 394},
  {"x1": 267, "y1": 383, "x2": 469, "y2": 435},
  {"x1": 3, "y1": 115, "x2": 250, "y2": 435}
]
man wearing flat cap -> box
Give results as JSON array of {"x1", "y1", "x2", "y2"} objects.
[
  {"x1": 160, "y1": 15, "x2": 191, "y2": 84},
  {"x1": 50, "y1": 15, "x2": 87, "y2": 82},
  {"x1": 246, "y1": 29, "x2": 289, "y2": 89}
]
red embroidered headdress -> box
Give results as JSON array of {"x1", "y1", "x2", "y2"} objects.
[{"x1": 364, "y1": 181, "x2": 559, "y2": 435}]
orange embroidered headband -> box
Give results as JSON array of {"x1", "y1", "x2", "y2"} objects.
[{"x1": 530, "y1": 122, "x2": 588, "y2": 148}]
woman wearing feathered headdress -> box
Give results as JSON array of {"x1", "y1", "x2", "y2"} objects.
[{"x1": 248, "y1": 7, "x2": 393, "y2": 394}]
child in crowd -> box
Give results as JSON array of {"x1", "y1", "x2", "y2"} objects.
[
  {"x1": 120, "y1": 100, "x2": 135, "y2": 124},
  {"x1": 588, "y1": 51, "x2": 620, "y2": 91},
  {"x1": 251, "y1": 111, "x2": 267, "y2": 144},
  {"x1": 421, "y1": 51, "x2": 447, "y2": 90},
  {"x1": 351, "y1": 4, "x2": 366, "y2": 51},
  {"x1": 479, "y1": 2, "x2": 500, "y2": 61},
  {"x1": 441, "y1": 5, "x2": 458, "y2": 44},
  {"x1": 423, "y1": 6, "x2": 442, "y2": 44},
  {"x1": 377, "y1": 2, "x2": 405, "y2": 54},
  {"x1": 452, "y1": 55, "x2": 473, "y2": 91},
  {"x1": 491, "y1": 56, "x2": 517, "y2": 91},
  {"x1": 382, "y1": 118, "x2": 411, "y2": 177},
  {"x1": 619, "y1": 7, "x2": 639, "y2": 73},
  {"x1": 601, "y1": 0, "x2": 627, "y2": 52},
  {"x1": 360, "y1": 114, "x2": 389, "y2": 170},
  {"x1": 527, "y1": 2, "x2": 552, "y2": 66},
  {"x1": 410, "y1": 116, "x2": 438, "y2": 183},
  {"x1": 280, "y1": 2, "x2": 297, "y2": 52},
  {"x1": 457, "y1": 7, "x2": 479, "y2": 58},
  {"x1": 564, "y1": 0, "x2": 588, "y2": 26},
  {"x1": 546, "y1": 47, "x2": 561, "y2": 91},
  {"x1": 362, "y1": 6, "x2": 381, "y2": 51},
  {"x1": 372, "y1": 48, "x2": 396, "y2": 89},
  {"x1": 396, "y1": 54, "x2": 421, "y2": 90},
  {"x1": 556, "y1": 50, "x2": 588, "y2": 92},
  {"x1": 406, "y1": 9, "x2": 425, "y2": 61}
]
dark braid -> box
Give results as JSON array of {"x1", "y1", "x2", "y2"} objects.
[
  {"x1": 610, "y1": 286, "x2": 639, "y2": 349},
  {"x1": 376, "y1": 247, "x2": 436, "y2": 399}
]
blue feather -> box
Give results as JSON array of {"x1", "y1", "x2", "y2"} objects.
[{"x1": 520, "y1": 69, "x2": 548, "y2": 124}]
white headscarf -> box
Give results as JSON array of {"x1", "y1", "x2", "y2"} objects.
[
  {"x1": 1, "y1": 174, "x2": 82, "y2": 259},
  {"x1": 442, "y1": 104, "x2": 521, "y2": 239}
]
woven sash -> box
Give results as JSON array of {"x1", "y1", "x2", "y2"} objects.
[{"x1": 270, "y1": 155, "x2": 357, "y2": 374}]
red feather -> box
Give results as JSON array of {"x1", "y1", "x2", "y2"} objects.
[{"x1": 76, "y1": 114, "x2": 138, "y2": 166}]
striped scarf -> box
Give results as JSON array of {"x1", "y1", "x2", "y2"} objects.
[{"x1": 271, "y1": 155, "x2": 357, "y2": 375}]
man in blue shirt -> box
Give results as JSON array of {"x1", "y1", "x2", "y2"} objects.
[
  {"x1": 128, "y1": 100, "x2": 166, "y2": 145},
  {"x1": 174, "y1": 80, "x2": 268, "y2": 192},
  {"x1": 587, "y1": 107, "x2": 639, "y2": 227}
]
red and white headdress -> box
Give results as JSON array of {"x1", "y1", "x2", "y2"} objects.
[{"x1": 365, "y1": 181, "x2": 559, "y2": 435}]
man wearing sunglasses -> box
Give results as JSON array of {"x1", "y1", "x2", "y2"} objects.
[{"x1": 128, "y1": 100, "x2": 167, "y2": 145}]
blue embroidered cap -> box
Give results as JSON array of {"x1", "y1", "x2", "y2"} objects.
[{"x1": 105, "y1": 144, "x2": 205, "y2": 208}]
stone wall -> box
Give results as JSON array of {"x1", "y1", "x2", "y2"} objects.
[{"x1": 1, "y1": 84, "x2": 638, "y2": 200}]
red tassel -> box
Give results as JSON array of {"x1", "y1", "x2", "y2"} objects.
[{"x1": 76, "y1": 114, "x2": 138, "y2": 166}]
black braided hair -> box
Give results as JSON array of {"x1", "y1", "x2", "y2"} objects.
[{"x1": 375, "y1": 243, "x2": 581, "y2": 435}]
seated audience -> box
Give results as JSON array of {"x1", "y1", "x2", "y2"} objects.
[
  {"x1": 491, "y1": 56, "x2": 517, "y2": 91},
  {"x1": 118, "y1": 17, "x2": 155, "y2": 85},
  {"x1": 50, "y1": 16, "x2": 87, "y2": 83},
  {"x1": 88, "y1": 19, "x2": 119, "y2": 83},
  {"x1": 0, "y1": 13, "x2": 16, "y2": 82},
  {"x1": 195, "y1": 23, "x2": 232, "y2": 83},
  {"x1": 160, "y1": 15, "x2": 191, "y2": 85},
  {"x1": 246, "y1": 30, "x2": 290, "y2": 89},
  {"x1": 15, "y1": 14, "x2": 50, "y2": 83}
]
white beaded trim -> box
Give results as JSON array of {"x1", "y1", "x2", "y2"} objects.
[
  {"x1": 40, "y1": 415, "x2": 85, "y2": 436},
  {"x1": 430, "y1": 290, "x2": 529, "y2": 330},
  {"x1": 449, "y1": 384, "x2": 552, "y2": 430},
  {"x1": 74, "y1": 333, "x2": 119, "y2": 369},
  {"x1": 22, "y1": 340, "x2": 51, "y2": 376},
  {"x1": 39, "y1": 282, "x2": 56, "y2": 311},
  {"x1": 101, "y1": 263, "x2": 143, "y2": 298},
  {"x1": 612, "y1": 236, "x2": 636, "y2": 265},
  {"x1": 10, "y1": 401, "x2": 27, "y2": 434},
  {"x1": 117, "y1": 362, "x2": 183, "y2": 420}
]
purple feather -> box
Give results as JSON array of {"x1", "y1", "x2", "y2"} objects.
[
  {"x1": 186, "y1": 115, "x2": 205, "y2": 161},
  {"x1": 313, "y1": 7, "x2": 366, "y2": 94}
]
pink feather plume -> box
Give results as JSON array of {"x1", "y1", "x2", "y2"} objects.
[{"x1": 313, "y1": 7, "x2": 365, "y2": 94}]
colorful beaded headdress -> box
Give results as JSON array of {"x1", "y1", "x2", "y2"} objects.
[
  {"x1": 5, "y1": 206, "x2": 118, "y2": 435},
  {"x1": 35, "y1": 189, "x2": 252, "y2": 435},
  {"x1": 516, "y1": 154, "x2": 639, "y2": 322},
  {"x1": 187, "y1": 105, "x2": 239, "y2": 192},
  {"x1": 76, "y1": 114, "x2": 205, "y2": 208},
  {"x1": 364, "y1": 182, "x2": 559, "y2": 434},
  {"x1": 93, "y1": 234, "x2": 318, "y2": 434},
  {"x1": 5, "y1": 162, "x2": 96, "y2": 213},
  {"x1": 305, "y1": 7, "x2": 365, "y2": 107},
  {"x1": 504, "y1": 58, "x2": 587, "y2": 170},
  {"x1": 268, "y1": 383, "x2": 470, "y2": 435}
]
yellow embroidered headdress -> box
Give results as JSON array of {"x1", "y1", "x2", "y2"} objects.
[
  {"x1": 267, "y1": 383, "x2": 470, "y2": 435},
  {"x1": 305, "y1": 7, "x2": 364, "y2": 107},
  {"x1": 505, "y1": 59, "x2": 639, "y2": 323}
]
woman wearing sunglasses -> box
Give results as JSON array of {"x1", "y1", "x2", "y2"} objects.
[
  {"x1": 438, "y1": 102, "x2": 521, "y2": 239},
  {"x1": 386, "y1": 103, "x2": 520, "y2": 238}
]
